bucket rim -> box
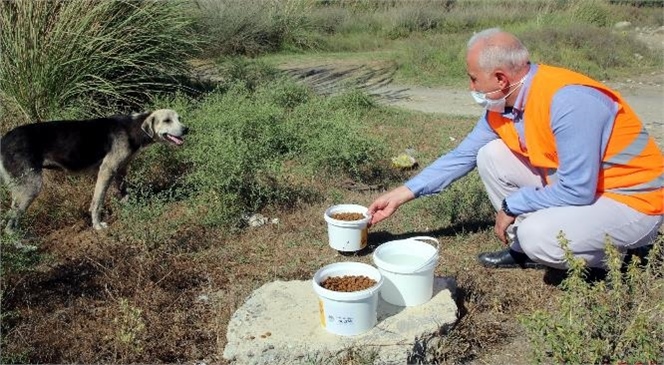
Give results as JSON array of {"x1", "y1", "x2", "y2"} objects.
[
  {"x1": 312, "y1": 261, "x2": 383, "y2": 300},
  {"x1": 324, "y1": 204, "x2": 371, "y2": 227},
  {"x1": 372, "y1": 236, "x2": 439, "y2": 274}
]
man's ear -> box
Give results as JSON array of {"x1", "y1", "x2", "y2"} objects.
[
  {"x1": 141, "y1": 115, "x2": 155, "y2": 138},
  {"x1": 494, "y1": 71, "x2": 510, "y2": 89}
]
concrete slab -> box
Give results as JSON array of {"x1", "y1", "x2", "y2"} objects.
[{"x1": 223, "y1": 276, "x2": 458, "y2": 364}]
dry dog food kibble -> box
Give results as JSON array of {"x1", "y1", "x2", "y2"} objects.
[
  {"x1": 331, "y1": 212, "x2": 365, "y2": 221},
  {"x1": 321, "y1": 275, "x2": 377, "y2": 292}
]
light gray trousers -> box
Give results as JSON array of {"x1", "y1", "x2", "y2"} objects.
[{"x1": 476, "y1": 139, "x2": 663, "y2": 269}]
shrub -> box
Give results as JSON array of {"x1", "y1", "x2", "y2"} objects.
[
  {"x1": 570, "y1": 0, "x2": 615, "y2": 27},
  {"x1": 0, "y1": 0, "x2": 196, "y2": 120},
  {"x1": 423, "y1": 171, "x2": 495, "y2": 226},
  {"x1": 386, "y1": 4, "x2": 444, "y2": 39},
  {"x1": 521, "y1": 233, "x2": 664, "y2": 364},
  {"x1": 521, "y1": 25, "x2": 662, "y2": 80},
  {"x1": 289, "y1": 89, "x2": 387, "y2": 181},
  {"x1": 123, "y1": 74, "x2": 390, "y2": 230},
  {"x1": 218, "y1": 57, "x2": 282, "y2": 92},
  {"x1": 191, "y1": 0, "x2": 319, "y2": 57}
]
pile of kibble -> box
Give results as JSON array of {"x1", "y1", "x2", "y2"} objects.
[
  {"x1": 331, "y1": 212, "x2": 365, "y2": 221},
  {"x1": 320, "y1": 275, "x2": 377, "y2": 292}
]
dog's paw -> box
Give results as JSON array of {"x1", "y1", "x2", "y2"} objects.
[{"x1": 93, "y1": 222, "x2": 109, "y2": 230}]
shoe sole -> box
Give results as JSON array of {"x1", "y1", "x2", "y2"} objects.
[{"x1": 478, "y1": 260, "x2": 546, "y2": 269}]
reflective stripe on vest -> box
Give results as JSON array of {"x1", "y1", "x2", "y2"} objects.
[
  {"x1": 606, "y1": 173, "x2": 664, "y2": 194},
  {"x1": 602, "y1": 126, "x2": 650, "y2": 168}
]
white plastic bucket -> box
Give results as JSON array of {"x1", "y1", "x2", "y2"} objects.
[
  {"x1": 372, "y1": 236, "x2": 439, "y2": 307},
  {"x1": 312, "y1": 261, "x2": 383, "y2": 336},
  {"x1": 323, "y1": 204, "x2": 371, "y2": 252}
]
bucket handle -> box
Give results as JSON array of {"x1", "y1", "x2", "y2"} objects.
[{"x1": 407, "y1": 236, "x2": 439, "y2": 273}]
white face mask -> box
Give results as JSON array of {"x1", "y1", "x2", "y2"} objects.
[{"x1": 471, "y1": 75, "x2": 527, "y2": 113}]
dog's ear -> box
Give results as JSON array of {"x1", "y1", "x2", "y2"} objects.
[{"x1": 141, "y1": 114, "x2": 156, "y2": 138}]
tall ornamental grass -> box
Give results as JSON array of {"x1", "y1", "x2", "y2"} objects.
[{"x1": 0, "y1": 0, "x2": 197, "y2": 121}]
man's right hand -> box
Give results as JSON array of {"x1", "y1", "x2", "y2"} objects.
[{"x1": 367, "y1": 186, "x2": 415, "y2": 226}]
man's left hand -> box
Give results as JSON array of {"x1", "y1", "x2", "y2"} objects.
[{"x1": 495, "y1": 210, "x2": 516, "y2": 245}]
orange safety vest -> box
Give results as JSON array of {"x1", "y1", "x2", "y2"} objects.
[{"x1": 487, "y1": 64, "x2": 664, "y2": 215}]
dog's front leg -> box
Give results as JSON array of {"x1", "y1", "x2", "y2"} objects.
[
  {"x1": 90, "y1": 163, "x2": 115, "y2": 230},
  {"x1": 91, "y1": 150, "x2": 130, "y2": 230}
]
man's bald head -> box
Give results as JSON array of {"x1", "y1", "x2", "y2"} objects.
[{"x1": 467, "y1": 28, "x2": 530, "y2": 75}]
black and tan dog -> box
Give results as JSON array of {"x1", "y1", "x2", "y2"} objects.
[{"x1": 0, "y1": 109, "x2": 188, "y2": 232}]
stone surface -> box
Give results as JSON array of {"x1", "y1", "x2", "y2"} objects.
[{"x1": 223, "y1": 277, "x2": 458, "y2": 365}]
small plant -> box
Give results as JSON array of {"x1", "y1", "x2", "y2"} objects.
[
  {"x1": 0, "y1": 184, "x2": 42, "y2": 275},
  {"x1": 570, "y1": 0, "x2": 614, "y2": 27},
  {"x1": 111, "y1": 298, "x2": 146, "y2": 360},
  {"x1": 303, "y1": 347, "x2": 379, "y2": 365},
  {"x1": 160, "y1": 76, "x2": 389, "y2": 229},
  {"x1": 521, "y1": 232, "x2": 664, "y2": 364}
]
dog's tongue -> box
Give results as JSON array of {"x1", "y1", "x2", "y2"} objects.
[{"x1": 166, "y1": 134, "x2": 184, "y2": 145}]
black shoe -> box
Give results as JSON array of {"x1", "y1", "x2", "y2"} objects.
[{"x1": 477, "y1": 248, "x2": 545, "y2": 269}]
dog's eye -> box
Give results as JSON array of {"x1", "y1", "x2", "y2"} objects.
[{"x1": 164, "y1": 118, "x2": 171, "y2": 124}]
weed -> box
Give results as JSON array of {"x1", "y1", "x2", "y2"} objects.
[
  {"x1": 147, "y1": 75, "x2": 390, "y2": 229},
  {"x1": 521, "y1": 233, "x2": 664, "y2": 364},
  {"x1": 570, "y1": 0, "x2": 615, "y2": 27},
  {"x1": 0, "y1": 184, "x2": 42, "y2": 274},
  {"x1": 218, "y1": 57, "x2": 282, "y2": 92},
  {"x1": 521, "y1": 24, "x2": 661, "y2": 81},
  {"x1": 302, "y1": 347, "x2": 379, "y2": 365},
  {"x1": 0, "y1": 310, "x2": 29, "y2": 364},
  {"x1": 110, "y1": 298, "x2": 147, "y2": 361},
  {"x1": 257, "y1": 78, "x2": 312, "y2": 109}
]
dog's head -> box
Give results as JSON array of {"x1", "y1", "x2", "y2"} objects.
[{"x1": 140, "y1": 109, "x2": 189, "y2": 146}]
